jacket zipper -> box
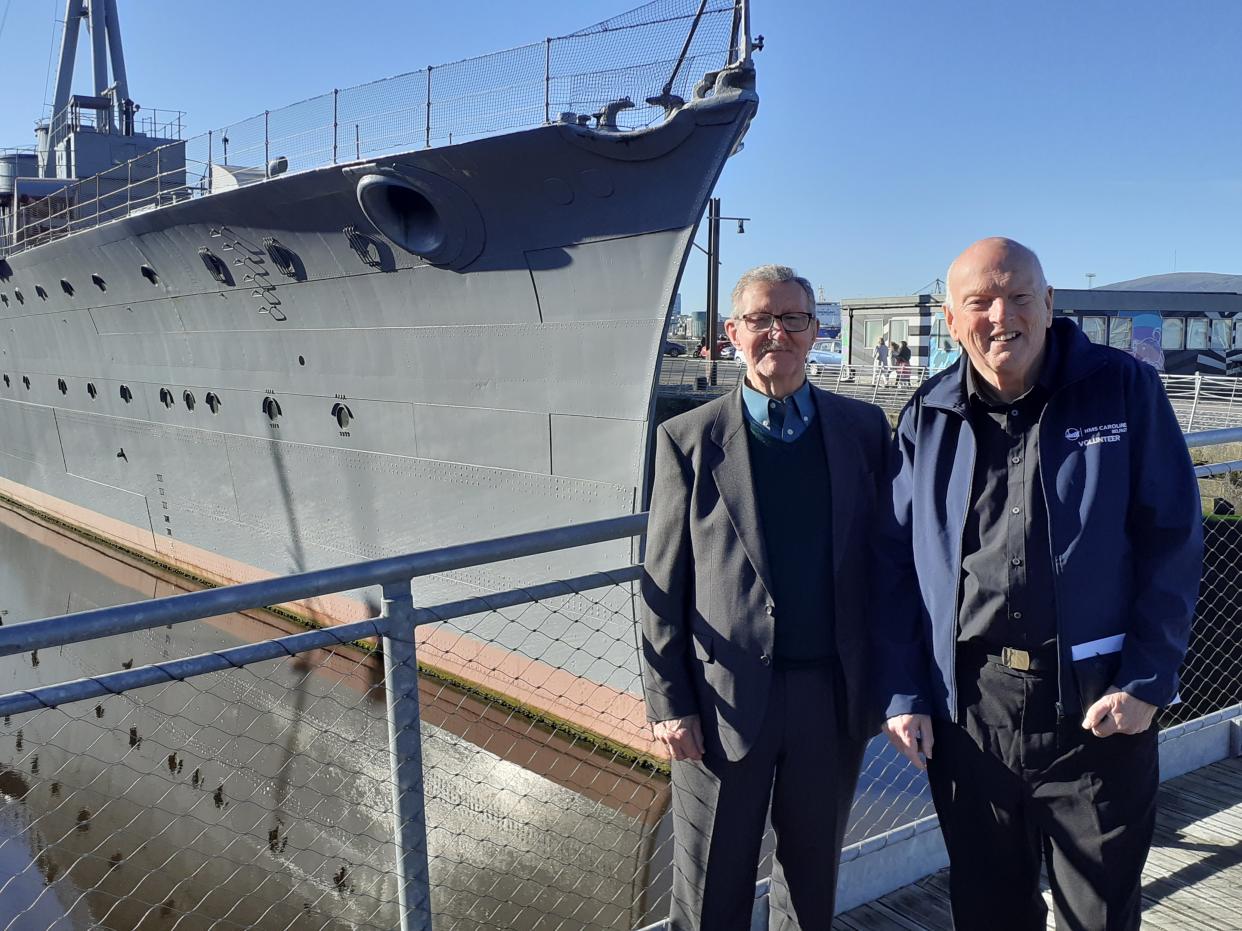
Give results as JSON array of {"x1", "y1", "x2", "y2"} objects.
[
  {"x1": 948, "y1": 407, "x2": 975, "y2": 724},
  {"x1": 1036, "y1": 396, "x2": 1068, "y2": 726}
]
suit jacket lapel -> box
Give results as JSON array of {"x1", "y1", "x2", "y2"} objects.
[
  {"x1": 708, "y1": 388, "x2": 778, "y2": 598},
  {"x1": 813, "y1": 387, "x2": 862, "y2": 572}
]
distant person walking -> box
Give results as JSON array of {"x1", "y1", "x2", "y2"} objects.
[
  {"x1": 896, "y1": 340, "x2": 912, "y2": 385},
  {"x1": 872, "y1": 336, "x2": 889, "y2": 384}
]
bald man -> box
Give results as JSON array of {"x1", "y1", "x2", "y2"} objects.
[{"x1": 877, "y1": 238, "x2": 1202, "y2": 930}]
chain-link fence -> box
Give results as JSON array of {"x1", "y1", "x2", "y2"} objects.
[
  {"x1": 3, "y1": 0, "x2": 743, "y2": 257},
  {"x1": 0, "y1": 438, "x2": 1237, "y2": 930}
]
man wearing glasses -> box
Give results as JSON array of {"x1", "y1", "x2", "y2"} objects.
[{"x1": 642, "y1": 264, "x2": 893, "y2": 929}]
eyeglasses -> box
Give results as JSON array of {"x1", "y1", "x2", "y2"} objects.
[{"x1": 740, "y1": 312, "x2": 814, "y2": 333}]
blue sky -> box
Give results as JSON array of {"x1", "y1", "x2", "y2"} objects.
[{"x1": 2, "y1": 1, "x2": 1239, "y2": 308}]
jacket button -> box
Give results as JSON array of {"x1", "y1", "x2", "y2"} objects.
[
  {"x1": 765, "y1": 604, "x2": 775, "y2": 616},
  {"x1": 760, "y1": 653, "x2": 772, "y2": 666}
]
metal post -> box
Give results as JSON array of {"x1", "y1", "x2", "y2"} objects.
[
  {"x1": 381, "y1": 580, "x2": 433, "y2": 931},
  {"x1": 264, "y1": 110, "x2": 270, "y2": 179},
  {"x1": 333, "y1": 90, "x2": 339, "y2": 164},
  {"x1": 355, "y1": 125, "x2": 361, "y2": 160},
  {"x1": 1188, "y1": 372, "x2": 1202, "y2": 432},
  {"x1": 705, "y1": 197, "x2": 721, "y2": 387},
  {"x1": 543, "y1": 38, "x2": 552, "y2": 124},
  {"x1": 425, "y1": 67, "x2": 433, "y2": 149},
  {"x1": 207, "y1": 129, "x2": 213, "y2": 195},
  {"x1": 156, "y1": 147, "x2": 161, "y2": 205}
]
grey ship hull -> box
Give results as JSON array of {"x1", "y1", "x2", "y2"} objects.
[{"x1": 0, "y1": 76, "x2": 756, "y2": 752}]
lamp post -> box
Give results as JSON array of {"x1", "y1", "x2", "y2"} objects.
[{"x1": 702, "y1": 196, "x2": 750, "y2": 385}]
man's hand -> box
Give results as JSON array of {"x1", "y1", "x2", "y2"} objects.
[
  {"x1": 883, "y1": 713, "x2": 934, "y2": 771},
  {"x1": 653, "y1": 715, "x2": 705, "y2": 761},
  {"x1": 1082, "y1": 688, "x2": 1157, "y2": 737}
]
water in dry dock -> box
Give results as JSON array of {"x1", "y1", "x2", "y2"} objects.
[{"x1": 0, "y1": 505, "x2": 672, "y2": 930}]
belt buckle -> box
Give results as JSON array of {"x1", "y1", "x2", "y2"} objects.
[{"x1": 1001, "y1": 647, "x2": 1031, "y2": 671}]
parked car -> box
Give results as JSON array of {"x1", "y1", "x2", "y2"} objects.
[
  {"x1": 663, "y1": 340, "x2": 687, "y2": 356},
  {"x1": 806, "y1": 338, "x2": 842, "y2": 375}
]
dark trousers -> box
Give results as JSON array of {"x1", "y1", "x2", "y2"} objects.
[
  {"x1": 668, "y1": 666, "x2": 865, "y2": 931},
  {"x1": 928, "y1": 655, "x2": 1158, "y2": 931}
]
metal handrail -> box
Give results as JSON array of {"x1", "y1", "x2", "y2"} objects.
[
  {"x1": 0, "y1": 563, "x2": 642, "y2": 717},
  {"x1": 1185, "y1": 427, "x2": 1242, "y2": 449},
  {"x1": 0, "y1": 511, "x2": 646, "y2": 657},
  {"x1": 0, "y1": 509, "x2": 650, "y2": 931}
]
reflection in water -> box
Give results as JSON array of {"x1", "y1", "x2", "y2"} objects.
[{"x1": 0, "y1": 506, "x2": 671, "y2": 930}]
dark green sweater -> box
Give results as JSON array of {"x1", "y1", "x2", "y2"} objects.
[{"x1": 746, "y1": 416, "x2": 836, "y2": 666}]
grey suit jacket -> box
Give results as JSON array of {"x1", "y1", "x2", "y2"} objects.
[{"x1": 640, "y1": 384, "x2": 893, "y2": 762}]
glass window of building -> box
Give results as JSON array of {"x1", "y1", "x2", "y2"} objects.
[
  {"x1": 1109, "y1": 317, "x2": 1133, "y2": 351},
  {"x1": 864, "y1": 319, "x2": 885, "y2": 352},
  {"x1": 1235, "y1": 319, "x2": 1242, "y2": 349},
  {"x1": 1161, "y1": 317, "x2": 1184, "y2": 350},
  {"x1": 930, "y1": 317, "x2": 958, "y2": 351},
  {"x1": 1081, "y1": 316, "x2": 1107, "y2": 344},
  {"x1": 889, "y1": 319, "x2": 909, "y2": 344},
  {"x1": 1212, "y1": 318, "x2": 1232, "y2": 351},
  {"x1": 1186, "y1": 317, "x2": 1210, "y2": 350}
]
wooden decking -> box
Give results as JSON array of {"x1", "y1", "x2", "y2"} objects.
[{"x1": 834, "y1": 757, "x2": 1242, "y2": 930}]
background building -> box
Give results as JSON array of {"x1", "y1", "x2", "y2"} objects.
[{"x1": 841, "y1": 273, "x2": 1242, "y2": 376}]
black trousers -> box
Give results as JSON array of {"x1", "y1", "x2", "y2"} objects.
[
  {"x1": 928, "y1": 654, "x2": 1158, "y2": 931},
  {"x1": 668, "y1": 666, "x2": 866, "y2": 931}
]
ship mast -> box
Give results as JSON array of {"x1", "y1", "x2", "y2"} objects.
[{"x1": 42, "y1": 0, "x2": 135, "y2": 177}]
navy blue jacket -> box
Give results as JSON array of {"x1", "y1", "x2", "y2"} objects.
[{"x1": 881, "y1": 319, "x2": 1203, "y2": 721}]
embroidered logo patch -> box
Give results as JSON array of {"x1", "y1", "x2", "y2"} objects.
[{"x1": 1068, "y1": 422, "x2": 1128, "y2": 448}]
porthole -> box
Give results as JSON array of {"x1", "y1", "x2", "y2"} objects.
[
  {"x1": 60, "y1": 279, "x2": 73, "y2": 296},
  {"x1": 298, "y1": 355, "x2": 306, "y2": 366},
  {"x1": 205, "y1": 392, "x2": 221, "y2": 414},
  {"x1": 22, "y1": 376, "x2": 31, "y2": 390},
  {"x1": 91, "y1": 274, "x2": 106, "y2": 291},
  {"x1": 0, "y1": 294, "x2": 8, "y2": 306},
  {"x1": 119, "y1": 385, "x2": 132, "y2": 403},
  {"x1": 87, "y1": 382, "x2": 97, "y2": 398},
  {"x1": 183, "y1": 390, "x2": 196, "y2": 411},
  {"x1": 13, "y1": 289, "x2": 23, "y2": 304},
  {"x1": 140, "y1": 265, "x2": 158, "y2": 285},
  {"x1": 35, "y1": 285, "x2": 47, "y2": 300},
  {"x1": 2, "y1": 374, "x2": 9, "y2": 387},
  {"x1": 57, "y1": 378, "x2": 68, "y2": 395},
  {"x1": 331, "y1": 402, "x2": 353, "y2": 429},
  {"x1": 262, "y1": 396, "x2": 282, "y2": 421},
  {"x1": 159, "y1": 387, "x2": 174, "y2": 409}
]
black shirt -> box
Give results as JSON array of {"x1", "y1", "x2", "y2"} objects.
[{"x1": 956, "y1": 343, "x2": 1060, "y2": 651}]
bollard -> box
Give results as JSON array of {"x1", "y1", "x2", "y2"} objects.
[{"x1": 381, "y1": 580, "x2": 434, "y2": 930}]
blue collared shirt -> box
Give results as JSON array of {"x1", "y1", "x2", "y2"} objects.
[{"x1": 741, "y1": 379, "x2": 816, "y2": 442}]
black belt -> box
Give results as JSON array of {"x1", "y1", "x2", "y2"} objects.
[{"x1": 983, "y1": 645, "x2": 1057, "y2": 673}]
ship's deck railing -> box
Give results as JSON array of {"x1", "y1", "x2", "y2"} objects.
[
  {"x1": 0, "y1": 0, "x2": 741, "y2": 259},
  {"x1": 659, "y1": 357, "x2": 1242, "y2": 430},
  {"x1": 46, "y1": 101, "x2": 185, "y2": 144},
  {"x1": 0, "y1": 430, "x2": 1239, "y2": 929}
]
